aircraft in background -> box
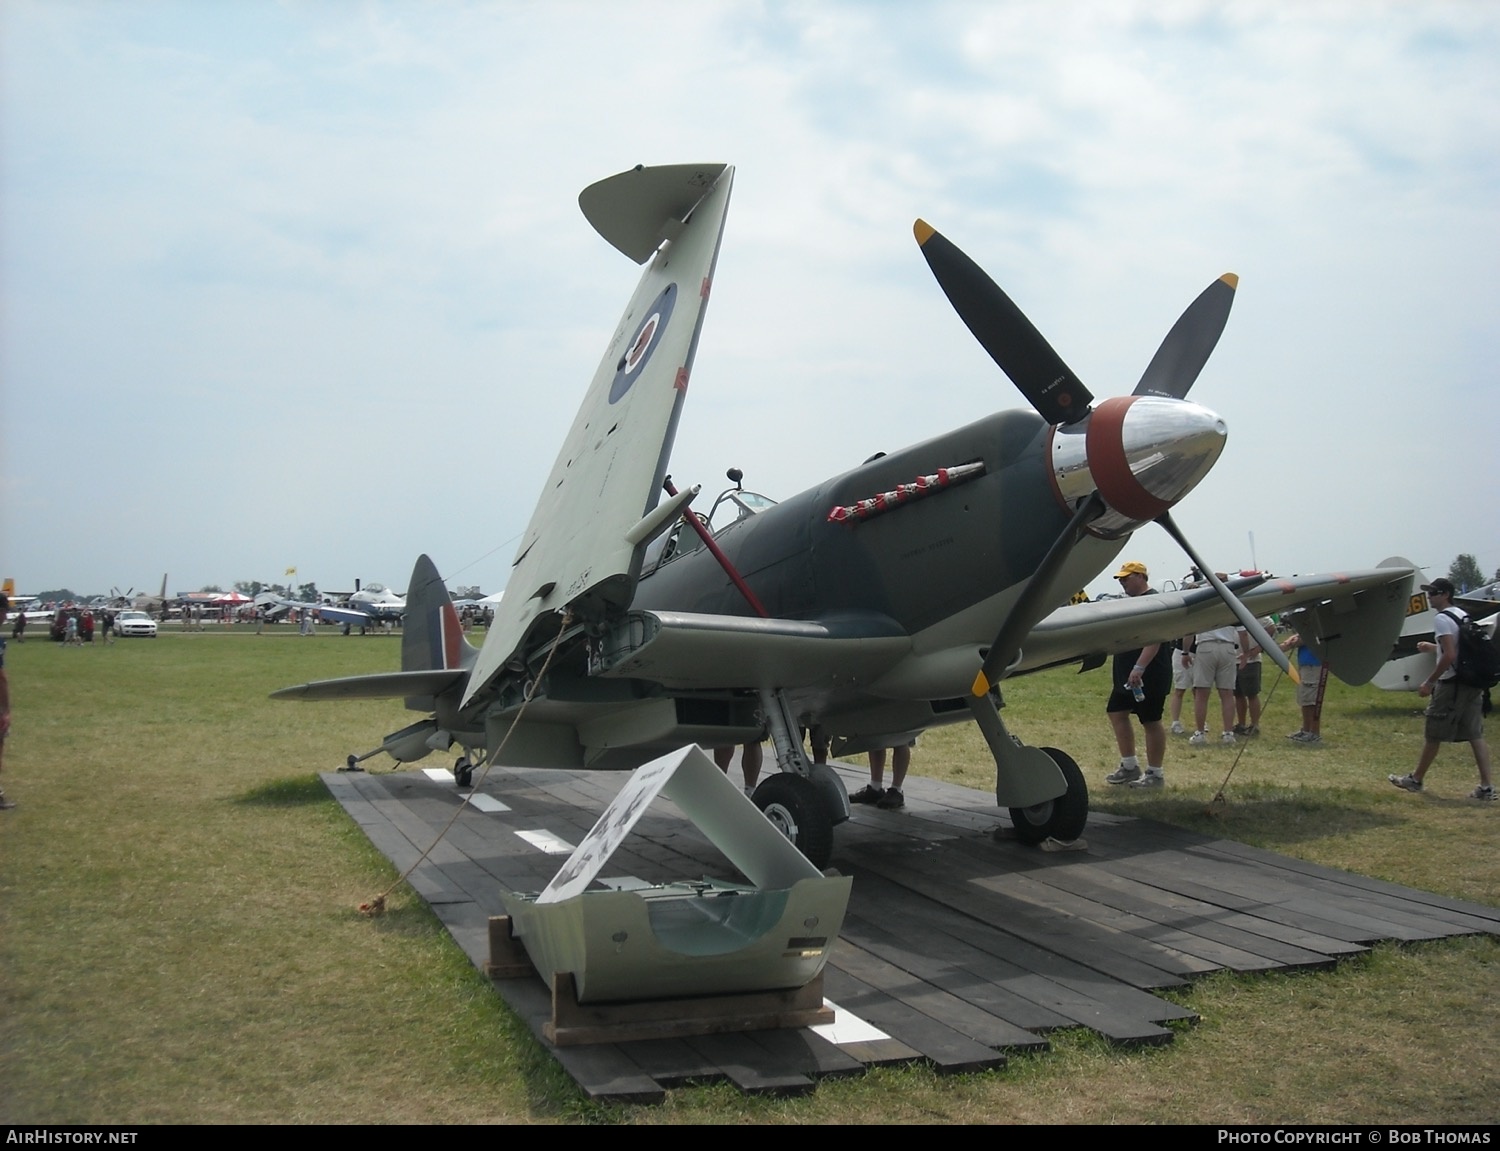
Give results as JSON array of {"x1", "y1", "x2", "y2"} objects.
[
  {"x1": 1374, "y1": 559, "x2": 1499, "y2": 692},
  {"x1": 111, "y1": 575, "x2": 169, "y2": 615},
  {"x1": 276, "y1": 163, "x2": 1413, "y2": 866},
  {"x1": 256, "y1": 582, "x2": 406, "y2": 630},
  {"x1": 252, "y1": 591, "x2": 294, "y2": 621},
  {"x1": 1458, "y1": 580, "x2": 1500, "y2": 612},
  {"x1": 2, "y1": 579, "x2": 36, "y2": 612},
  {"x1": 318, "y1": 583, "x2": 406, "y2": 629}
]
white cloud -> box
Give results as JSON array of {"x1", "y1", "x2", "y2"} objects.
[{"x1": 2, "y1": 0, "x2": 1496, "y2": 595}]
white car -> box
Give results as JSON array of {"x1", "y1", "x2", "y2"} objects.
[{"x1": 114, "y1": 610, "x2": 158, "y2": 638}]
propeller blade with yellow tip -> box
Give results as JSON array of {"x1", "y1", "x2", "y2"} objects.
[
  {"x1": 1133, "y1": 273, "x2": 1240, "y2": 400},
  {"x1": 913, "y1": 218, "x2": 1094, "y2": 426}
]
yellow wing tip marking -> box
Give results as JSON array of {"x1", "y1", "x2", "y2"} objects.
[
  {"x1": 1220, "y1": 272, "x2": 1239, "y2": 290},
  {"x1": 913, "y1": 219, "x2": 935, "y2": 246},
  {"x1": 971, "y1": 669, "x2": 991, "y2": 697}
]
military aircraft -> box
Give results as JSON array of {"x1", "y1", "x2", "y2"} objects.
[
  {"x1": 102, "y1": 575, "x2": 170, "y2": 615},
  {"x1": 275, "y1": 162, "x2": 1414, "y2": 867},
  {"x1": 256, "y1": 582, "x2": 405, "y2": 630},
  {"x1": 312, "y1": 584, "x2": 406, "y2": 630}
]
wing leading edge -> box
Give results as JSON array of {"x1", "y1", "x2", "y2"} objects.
[{"x1": 464, "y1": 164, "x2": 736, "y2": 710}]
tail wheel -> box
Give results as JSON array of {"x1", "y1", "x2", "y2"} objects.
[
  {"x1": 454, "y1": 757, "x2": 473, "y2": 789},
  {"x1": 751, "y1": 773, "x2": 834, "y2": 869},
  {"x1": 1008, "y1": 747, "x2": 1089, "y2": 845}
]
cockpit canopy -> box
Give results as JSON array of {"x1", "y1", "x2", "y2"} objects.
[{"x1": 640, "y1": 484, "x2": 778, "y2": 578}]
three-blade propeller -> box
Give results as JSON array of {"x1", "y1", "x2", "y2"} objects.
[{"x1": 913, "y1": 221, "x2": 1283, "y2": 689}]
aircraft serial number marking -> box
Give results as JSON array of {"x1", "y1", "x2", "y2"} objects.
[{"x1": 898, "y1": 536, "x2": 956, "y2": 561}]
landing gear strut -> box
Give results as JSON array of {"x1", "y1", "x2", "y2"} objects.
[
  {"x1": 966, "y1": 688, "x2": 1089, "y2": 844},
  {"x1": 747, "y1": 688, "x2": 848, "y2": 869}
]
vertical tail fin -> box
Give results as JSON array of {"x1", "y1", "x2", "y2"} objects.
[{"x1": 401, "y1": 555, "x2": 477, "y2": 673}]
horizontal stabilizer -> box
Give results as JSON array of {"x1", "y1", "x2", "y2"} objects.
[{"x1": 270, "y1": 669, "x2": 466, "y2": 702}]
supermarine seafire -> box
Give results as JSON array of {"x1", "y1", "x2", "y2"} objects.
[{"x1": 275, "y1": 163, "x2": 1413, "y2": 867}]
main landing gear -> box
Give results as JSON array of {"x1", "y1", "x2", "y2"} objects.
[
  {"x1": 966, "y1": 689, "x2": 1089, "y2": 845},
  {"x1": 750, "y1": 774, "x2": 834, "y2": 871},
  {"x1": 1006, "y1": 747, "x2": 1087, "y2": 845},
  {"x1": 746, "y1": 688, "x2": 849, "y2": 870}
]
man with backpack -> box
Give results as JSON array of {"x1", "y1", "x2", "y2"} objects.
[{"x1": 1389, "y1": 579, "x2": 1494, "y2": 801}]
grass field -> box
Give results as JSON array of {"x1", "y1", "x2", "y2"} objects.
[{"x1": 1, "y1": 630, "x2": 1495, "y2": 1124}]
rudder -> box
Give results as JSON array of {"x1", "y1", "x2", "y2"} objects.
[{"x1": 401, "y1": 555, "x2": 477, "y2": 673}]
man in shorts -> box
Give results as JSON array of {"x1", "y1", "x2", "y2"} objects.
[
  {"x1": 1183, "y1": 616, "x2": 1241, "y2": 746},
  {"x1": 1102, "y1": 562, "x2": 1173, "y2": 788},
  {"x1": 1167, "y1": 645, "x2": 1191, "y2": 735},
  {"x1": 1232, "y1": 617, "x2": 1272, "y2": 737},
  {"x1": 1279, "y1": 633, "x2": 1325, "y2": 743},
  {"x1": 1390, "y1": 579, "x2": 1494, "y2": 800}
]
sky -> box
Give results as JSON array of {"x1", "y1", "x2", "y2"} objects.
[{"x1": 3, "y1": 1, "x2": 1498, "y2": 600}]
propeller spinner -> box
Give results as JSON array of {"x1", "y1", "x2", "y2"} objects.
[{"x1": 913, "y1": 221, "x2": 1285, "y2": 690}]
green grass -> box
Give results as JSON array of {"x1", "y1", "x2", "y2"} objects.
[{"x1": 1, "y1": 634, "x2": 1495, "y2": 1123}]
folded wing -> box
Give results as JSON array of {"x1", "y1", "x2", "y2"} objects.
[{"x1": 465, "y1": 164, "x2": 736, "y2": 709}]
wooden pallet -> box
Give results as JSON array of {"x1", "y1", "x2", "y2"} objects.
[{"x1": 323, "y1": 763, "x2": 1500, "y2": 1102}]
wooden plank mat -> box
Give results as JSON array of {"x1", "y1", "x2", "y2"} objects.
[{"x1": 322, "y1": 761, "x2": 1497, "y2": 1100}]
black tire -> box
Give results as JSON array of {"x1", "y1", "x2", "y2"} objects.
[
  {"x1": 1008, "y1": 747, "x2": 1089, "y2": 845},
  {"x1": 751, "y1": 772, "x2": 834, "y2": 869},
  {"x1": 454, "y1": 757, "x2": 473, "y2": 789}
]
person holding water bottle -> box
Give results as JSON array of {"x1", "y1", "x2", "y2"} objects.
[{"x1": 1102, "y1": 562, "x2": 1174, "y2": 789}]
